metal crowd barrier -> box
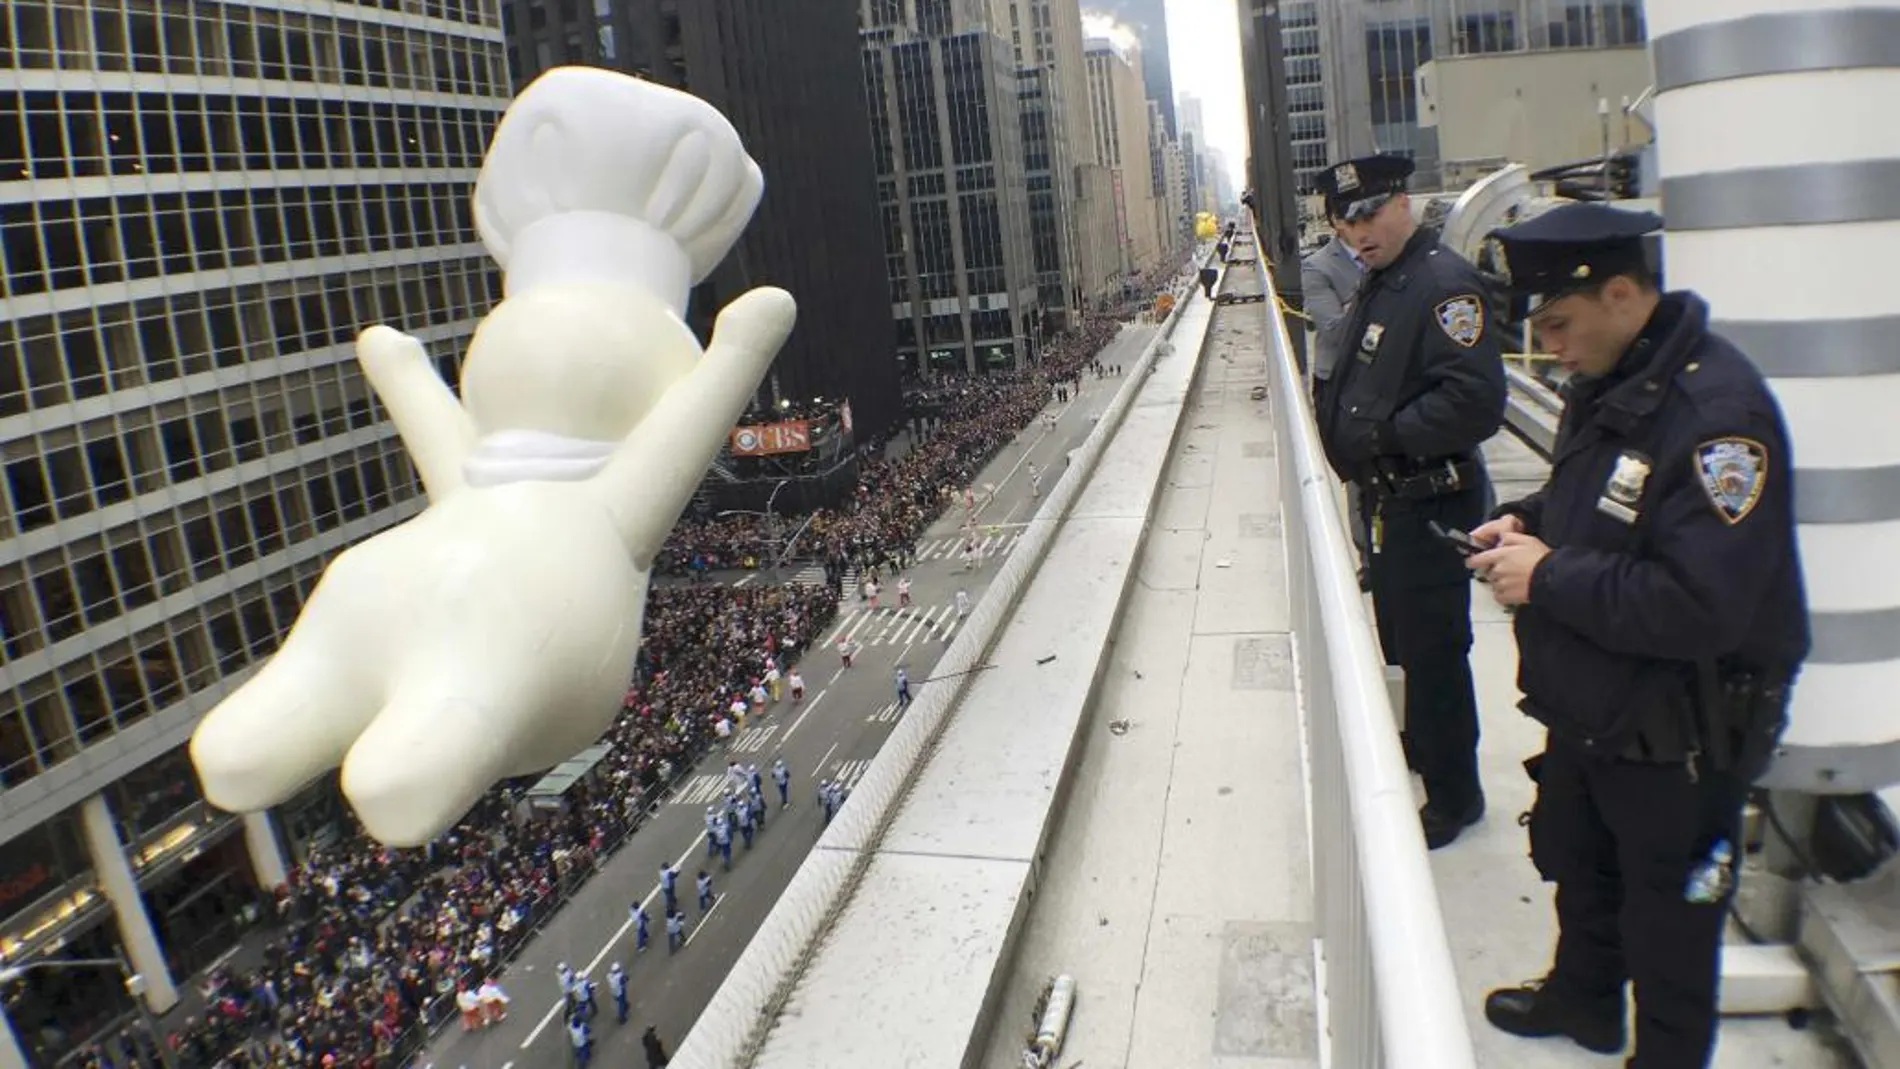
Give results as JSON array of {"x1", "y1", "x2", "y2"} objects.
[{"x1": 1249, "y1": 227, "x2": 1477, "y2": 1068}]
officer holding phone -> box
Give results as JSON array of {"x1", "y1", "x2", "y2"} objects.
[
  {"x1": 1312, "y1": 154, "x2": 1507, "y2": 850},
  {"x1": 1466, "y1": 203, "x2": 1808, "y2": 1067}
]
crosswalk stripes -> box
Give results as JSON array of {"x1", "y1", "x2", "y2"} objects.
[
  {"x1": 911, "y1": 530, "x2": 1024, "y2": 564},
  {"x1": 823, "y1": 600, "x2": 965, "y2": 649},
  {"x1": 787, "y1": 563, "x2": 829, "y2": 586},
  {"x1": 865, "y1": 701, "x2": 904, "y2": 724},
  {"x1": 823, "y1": 758, "x2": 871, "y2": 791},
  {"x1": 730, "y1": 723, "x2": 779, "y2": 754},
  {"x1": 672, "y1": 773, "x2": 729, "y2": 807}
]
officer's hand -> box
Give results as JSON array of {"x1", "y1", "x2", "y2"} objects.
[
  {"x1": 1468, "y1": 531, "x2": 1550, "y2": 607},
  {"x1": 1468, "y1": 514, "x2": 1525, "y2": 548}
]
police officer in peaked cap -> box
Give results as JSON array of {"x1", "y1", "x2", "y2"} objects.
[
  {"x1": 1313, "y1": 153, "x2": 1507, "y2": 850},
  {"x1": 1467, "y1": 203, "x2": 1809, "y2": 1067}
]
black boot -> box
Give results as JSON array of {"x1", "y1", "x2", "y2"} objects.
[
  {"x1": 1420, "y1": 794, "x2": 1484, "y2": 850},
  {"x1": 1483, "y1": 978, "x2": 1626, "y2": 1054}
]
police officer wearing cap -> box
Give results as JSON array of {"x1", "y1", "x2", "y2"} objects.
[
  {"x1": 1467, "y1": 203, "x2": 1808, "y2": 1067},
  {"x1": 1313, "y1": 153, "x2": 1507, "y2": 850}
]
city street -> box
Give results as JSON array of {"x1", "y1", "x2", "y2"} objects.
[{"x1": 416, "y1": 324, "x2": 1157, "y2": 1069}]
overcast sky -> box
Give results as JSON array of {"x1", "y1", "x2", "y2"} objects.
[{"x1": 1163, "y1": 0, "x2": 1246, "y2": 186}]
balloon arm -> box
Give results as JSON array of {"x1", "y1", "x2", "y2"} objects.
[
  {"x1": 599, "y1": 287, "x2": 797, "y2": 566},
  {"x1": 356, "y1": 326, "x2": 478, "y2": 501}
]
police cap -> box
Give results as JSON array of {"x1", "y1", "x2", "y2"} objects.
[
  {"x1": 1487, "y1": 202, "x2": 1662, "y2": 311},
  {"x1": 1312, "y1": 154, "x2": 1415, "y2": 223}
]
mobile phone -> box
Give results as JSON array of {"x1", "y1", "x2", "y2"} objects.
[{"x1": 1428, "y1": 520, "x2": 1485, "y2": 557}]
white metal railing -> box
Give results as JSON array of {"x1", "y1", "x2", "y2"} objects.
[{"x1": 1250, "y1": 226, "x2": 1478, "y2": 1068}]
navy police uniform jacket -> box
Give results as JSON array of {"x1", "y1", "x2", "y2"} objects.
[
  {"x1": 1317, "y1": 227, "x2": 1507, "y2": 494},
  {"x1": 1497, "y1": 293, "x2": 1810, "y2": 754}
]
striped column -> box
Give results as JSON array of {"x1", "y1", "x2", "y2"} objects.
[{"x1": 1650, "y1": 1, "x2": 1900, "y2": 793}]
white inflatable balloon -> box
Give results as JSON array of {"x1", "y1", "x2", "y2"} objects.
[{"x1": 190, "y1": 68, "x2": 796, "y2": 847}]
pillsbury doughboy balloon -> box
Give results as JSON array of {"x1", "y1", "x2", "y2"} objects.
[{"x1": 190, "y1": 68, "x2": 796, "y2": 846}]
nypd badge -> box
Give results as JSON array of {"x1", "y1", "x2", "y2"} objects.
[
  {"x1": 1596, "y1": 451, "x2": 1652, "y2": 524},
  {"x1": 1356, "y1": 322, "x2": 1385, "y2": 363},
  {"x1": 1435, "y1": 295, "x2": 1485, "y2": 348},
  {"x1": 1697, "y1": 437, "x2": 1768, "y2": 524},
  {"x1": 1334, "y1": 162, "x2": 1360, "y2": 192}
]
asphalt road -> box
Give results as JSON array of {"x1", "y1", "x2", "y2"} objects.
[{"x1": 417, "y1": 324, "x2": 1158, "y2": 1069}]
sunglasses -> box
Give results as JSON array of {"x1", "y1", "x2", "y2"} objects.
[{"x1": 1339, "y1": 193, "x2": 1394, "y2": 224}]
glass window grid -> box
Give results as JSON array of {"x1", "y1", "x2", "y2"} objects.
[
  {"x1": 2, "y1": 0, "x2": 505, "y2": 96},
  {"x1": 1, "y1": 255, "x2": 495, "y2": 431},
  {"x1": 2, "y1": 174, "x2": 486, "y2": 299},
  {"x1": 0, "y1": 88, "x2": 501, "y2": 187}
]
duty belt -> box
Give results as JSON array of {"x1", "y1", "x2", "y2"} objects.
[{"x1": 1372, "y1": 457, "x2": 1478, "y2": 501}]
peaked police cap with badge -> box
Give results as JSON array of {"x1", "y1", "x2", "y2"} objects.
[
  {"x1": 1486, "y1": 202, "x2": 1662, "y2": 311},
  {"x1": 1313, "y1": 153, "x2": 1414, "y2": 223}
]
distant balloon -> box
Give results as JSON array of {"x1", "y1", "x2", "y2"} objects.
[{"x1": 1194, "y1": 212, "x2": 1219, "y2": 240}]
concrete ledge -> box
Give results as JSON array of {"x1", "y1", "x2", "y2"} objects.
[
  {"x1": 750, "y1": 293, "x2": 1219, "y2": 1068},
  {"x1": 672, "y1": 262, "x2": 1216, "y2": 1069}
]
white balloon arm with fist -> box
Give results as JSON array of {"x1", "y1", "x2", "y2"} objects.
[{"x1": 190, "y1": 69, "x2": 795, "y2": 847}]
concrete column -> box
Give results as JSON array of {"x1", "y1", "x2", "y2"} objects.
[
  {"x1": 77, "y1": 795, "x2": 179, "y2": 1013},
  {"x1": 242, "y1": 811, "x2": 290, "y2": 891},
  {"x1": 1649, "y1": 0, "x2": 1900, "y2": 796}
]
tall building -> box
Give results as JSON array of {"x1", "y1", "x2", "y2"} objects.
[
  {"x1": 863, "y1": 2, "x2": 1041, "y2": 375},
  {"x1": 1177, "y1": 92, "x2": 1208, "y2": 222},
  {"x1": 506, "y1": 0, "x2": 904, "y2": 430},
  {"x1": 993, "y1": 0, "x2": 1087, "y2": 327},
  {"x1": 1084, "y1": 38, "x2": 1161, "y2": 279},
  {"x1": 1290, "y1": 0, "x2": 1648, "y2": 191},
  {"x1": 1096, "y1": 0, "x2": 1175, "y2": 140},
  {"x1": 0, "y1": 2, "x2": 511, "y2": 1059},
  {"x1": 992, "y1": 0, "x2": 1119, "y2": 311}
]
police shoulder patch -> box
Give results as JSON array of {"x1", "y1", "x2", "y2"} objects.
[
  {"x1": 1695, "y1": 437, "x2": 1768, "y2": 525},
  {"x1": 1435, "y1": 294, "x2": 1485, "y2": 348}
]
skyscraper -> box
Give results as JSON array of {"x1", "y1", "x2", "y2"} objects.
[
  {"x1": 862, "y1": 7, "x2": 1041, "y2": 375},
  {"x1": 1085, "y1": 37, "x2": 1162, "y2": 277},
  {"x1": 1096, "y1": 0, "x2": 1176, "y2": 140},
  {"x1": 0, "y1": 2, "x2": 510, "y2": 1057},
  {"x1": 505, "y1": 0, "x2": 903, "y2": 430}
]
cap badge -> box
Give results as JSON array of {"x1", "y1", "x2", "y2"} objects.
[{"x1": 1334, "y1": 162, "x2": 1360, "y2": 192}]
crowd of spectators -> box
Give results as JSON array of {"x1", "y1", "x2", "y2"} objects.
[
  {"x1": 62, "y1": 584, "x2": 835, "y2": 1069},
  {"x1": 660, "y1": 306, "x2": 1156, "y2": 582}
]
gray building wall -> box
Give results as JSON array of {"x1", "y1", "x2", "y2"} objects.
[{"x1": 866, "y1": 27, "x2": 1040, "y2": 376}]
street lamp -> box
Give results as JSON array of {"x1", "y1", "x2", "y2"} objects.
[{"x1": 0, "y1": 956, "x2": 179, "y2": 1069}]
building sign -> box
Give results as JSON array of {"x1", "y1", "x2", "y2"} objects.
[{"x1": 730, "y1": 421, "x2": 812, "y2": 456}]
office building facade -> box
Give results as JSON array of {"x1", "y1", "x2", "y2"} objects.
[
  {"x1": 1287, "y1": 0, "x2": 1648, "y2": 192},
  {"x1": 1084, "y1": 38, "x2": 1161, "y2": 280},
  {"x1": 507, "y1": 0, "x2": 904, "y2": 431},
  {"x1": 1096, "y1": 0, "x2": 1175, "y2": 140},
  {"x1": 863, "y1": 21, "x2": 1040, "y2": 375},
  {"x1": 0, "y1": 0, "x2": 510, "y2": 1059}
]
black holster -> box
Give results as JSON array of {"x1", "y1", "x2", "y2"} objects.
[{"x1": 1693, "y1": 662, "x2": 1793, "y2": 787}]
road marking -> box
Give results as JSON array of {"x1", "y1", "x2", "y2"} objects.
[
  {"x1": 812, "y1": 741, "x2": 839, "y2": 778},
  {"x1": 780, "y1": 690, "x2": 827, "y2": 743},
  {"x1": 683, "y1": 895, "x2": 726, "y2": 948},
  {"x1": 733, "y1": 573, "x2": 758, "y2": 588},
  {"x1": 520, "y1": 831, "x2": 709, "y2": 1050}
]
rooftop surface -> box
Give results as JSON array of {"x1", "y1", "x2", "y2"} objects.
[{"x1": 970, "y1": 311, "x2": 1856, "y2": 1065}]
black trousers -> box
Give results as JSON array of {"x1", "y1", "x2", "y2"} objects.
[
  {"x1": 1365, "y1": 486, "x2": 1485, "y2": 813},
  {"x1": 1530, "y1": 735, "x2": 1743, "y2": 1068}
]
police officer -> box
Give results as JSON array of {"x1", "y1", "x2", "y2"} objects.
[
  {"x1": 1467, "y1": 203, "x2": 1808, "y2": 1067},
  {"x1": 1312, "y1": 153, "x2": 1506, "y2": 848}
]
